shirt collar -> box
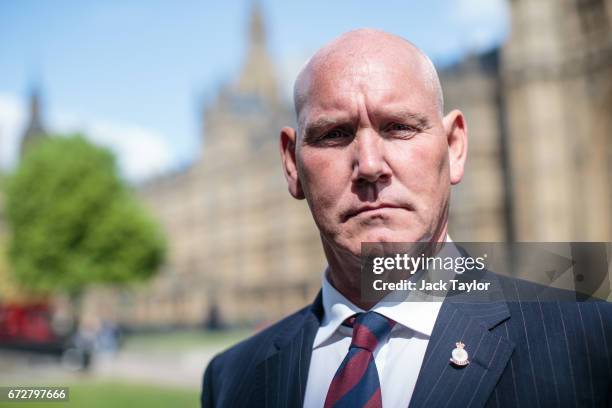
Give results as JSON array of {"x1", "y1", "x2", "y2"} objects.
[
  {"x1": 313, "y1": 271, "x2": 363, "y2": 348},
  {"x1": 313, "y1": 234, "x2": 456, "y2": 348}
]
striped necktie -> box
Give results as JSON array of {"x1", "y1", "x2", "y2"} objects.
[{"x1": 324, "y1": 311, "x2": 396, "y2": 408}]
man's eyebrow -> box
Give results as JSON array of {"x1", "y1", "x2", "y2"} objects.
[
  {"x1": 301, "y1": 116, "x2": 350, "y2": 139},
  {"x1": 304, "y1": 116, "x2": 346, "y2": 130}
]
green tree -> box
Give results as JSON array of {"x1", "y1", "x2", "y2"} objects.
[{"x1": 4, "y1": 135, "x2": 165, "y2": 298}]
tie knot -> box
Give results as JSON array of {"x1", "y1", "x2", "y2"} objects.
[{"x1": 343, "y1": 311, "x2": 395, "y2": 352}]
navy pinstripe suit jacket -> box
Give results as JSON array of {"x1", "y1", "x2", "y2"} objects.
[{"x1": 201, "y1": 271, "x2": 612, "y2": 407}]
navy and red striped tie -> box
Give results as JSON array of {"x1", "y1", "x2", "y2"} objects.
[{"x1": 324, "y1": 311, "x2": 396, "y2": 408}]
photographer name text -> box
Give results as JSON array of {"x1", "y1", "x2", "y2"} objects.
[{"x1": 372, "y1": 278, "x2": 490, "y2": 293}]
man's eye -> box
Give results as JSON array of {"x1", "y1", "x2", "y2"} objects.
[
  {"x1": 384, "y1": 123, "x2": 419, "y2": 138},
  {"x1": 386, "y1": 123, "x2": 416, "y2": 132},
  {"x1": 311, "y1": 129, "x2": 353, "y2": 146},
  {"x1": 323, "y1": 129, "x2": 349, "y2": 139}
]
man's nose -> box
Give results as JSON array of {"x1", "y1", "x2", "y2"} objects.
[{"x1": 352, "y1": 130, "x2": 391, "y2": 184}]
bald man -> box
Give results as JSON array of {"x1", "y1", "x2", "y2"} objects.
[{"x1": 201, "y1": 30, "x2": 612, "y2": 408}]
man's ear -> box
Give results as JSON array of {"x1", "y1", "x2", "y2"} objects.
[
  {"x1": 443, "y1": 109, "x2": 468, "y2": 185},
  {"x1": 279, "y1": 126, "x2": 305, "y2": 199}
]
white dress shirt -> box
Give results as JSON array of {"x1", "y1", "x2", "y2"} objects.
[{"x1": 303, "y1": 237, "x2": 459, "y2": 408}]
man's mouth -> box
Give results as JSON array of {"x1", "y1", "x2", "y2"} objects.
[{"x1": 343, "y1": 203, "x2": 404, "y2": 221}]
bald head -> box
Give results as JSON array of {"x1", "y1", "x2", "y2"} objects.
[{"x1": 293, "y1": 29, "x2": 444, "y2": 127}]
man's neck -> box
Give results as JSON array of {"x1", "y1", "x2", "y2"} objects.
[{"x1": 322, "y1": 226, "x2": 449, "y2": 310}]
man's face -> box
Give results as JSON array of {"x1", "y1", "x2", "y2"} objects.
[{"x1": 293, "y1": 54, "x2": 456, "y2": 256}]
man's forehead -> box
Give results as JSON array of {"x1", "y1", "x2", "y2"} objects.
[
  {"x1": 304, "y1": 87, "x2": 423, "y2": 117},
  {"x1": 294, "y1": 30, "x2": 442, "y2": 120},
  {"x1": 303, "y1": 47, "x2": 423, "y2": 92},
  {"x1": 297, "y1": 61, "x2": 437, "y2": 126}
]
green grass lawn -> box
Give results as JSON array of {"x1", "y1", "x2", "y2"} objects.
[
  {"x1": 0, "y1": 380, "x2": 199, "y2": 408},
  {"x1": 122, "y1": 328, "x2": 252, "y2": 352}
]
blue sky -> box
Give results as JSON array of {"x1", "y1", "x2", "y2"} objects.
[{"x1": 0, "y1": 0, "x2": 509, "y2": 181}]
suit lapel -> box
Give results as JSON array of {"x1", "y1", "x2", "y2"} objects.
[
  {"x1": 249, "y1": 292, "x2": 323, "y2": 408},
  {"x1": 409, "y1": 271, "x2": 515, "y2": 408},
  {"x1": 245, "y1": 270, "x2": 515, "y2": 407}
]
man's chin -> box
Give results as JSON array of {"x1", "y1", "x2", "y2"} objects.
[
  {"x1": 359, "y1": 229, "x2": 422, "y2": 244},
  {"x1": 340, "y1": 229, "x2": 425, "y2": 255}
]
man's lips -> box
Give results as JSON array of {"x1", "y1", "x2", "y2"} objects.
[{"x1": 343, "y1": 204, "x2": 405, "y2": 221}]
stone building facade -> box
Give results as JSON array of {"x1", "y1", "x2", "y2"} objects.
[
  {"x1": 6, "y1": 1, "x2": 611, "y2": 326},
  {"x1": 444, "y1": 0, "x2": 612, "y2": 244},
  {"x1": 121, "y1": 5, "x2": 325, "y2": 326},
  {"x1": 442, "y1": 50, "x2": 511, "y2": 242},
  {"x1": 106, "y1": 0, "x2": 611, "y2": 327},
  {"x1": 501, "y1": 0, "x2": 612, "y2": 241}
]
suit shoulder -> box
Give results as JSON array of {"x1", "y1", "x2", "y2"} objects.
[
  {"x1": 496, "y1": 275, "x2": 612, "y2": 348},
  {"x1": 202, "y1": 304, "x2": 315, "y2": 407},
  {"x1": 495, "y1": 273, "x2": 610, "y2": 304}
]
